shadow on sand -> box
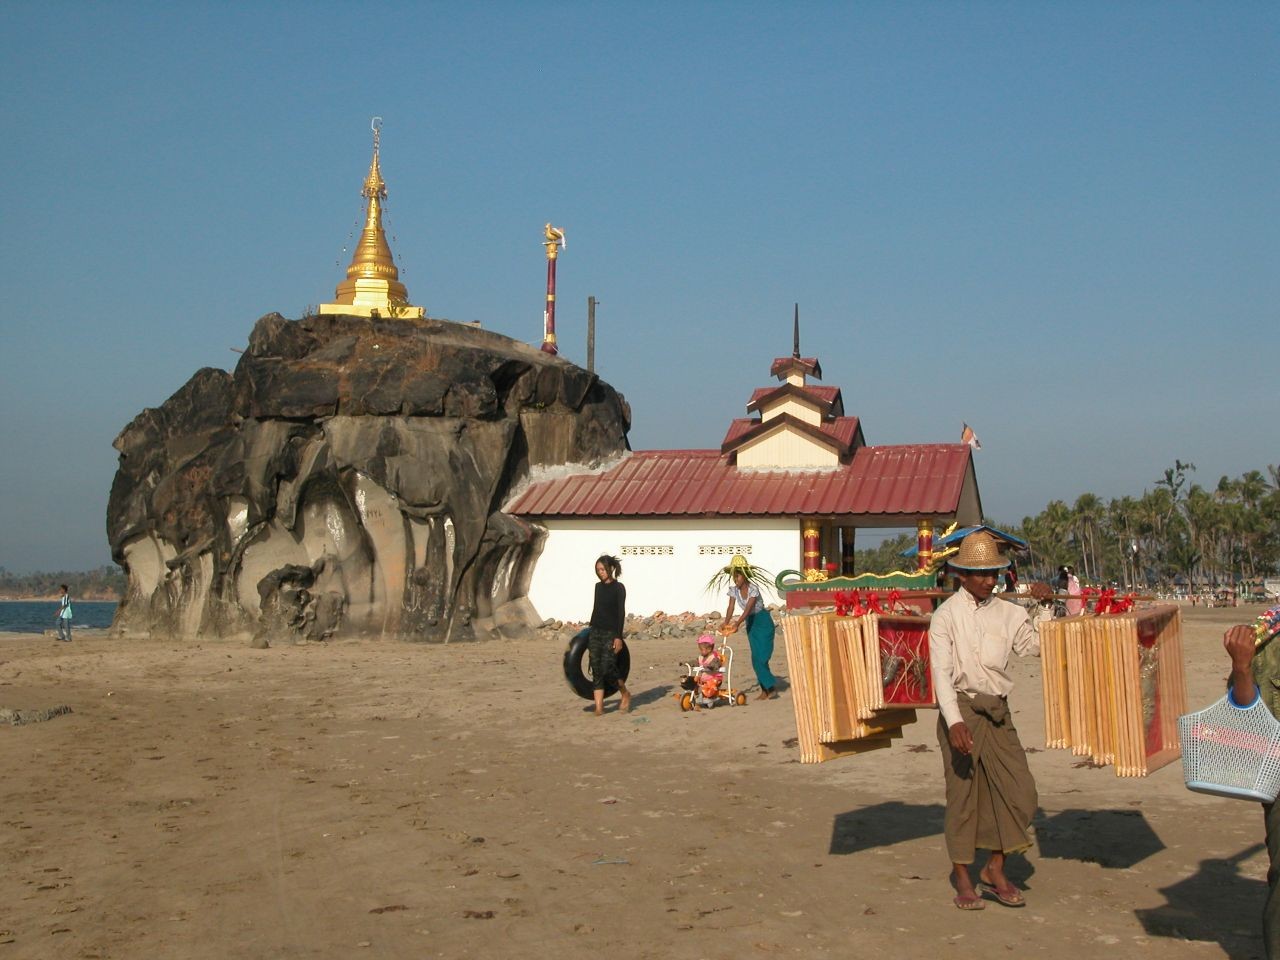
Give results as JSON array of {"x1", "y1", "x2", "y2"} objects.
[
  {"x1": 829, "y1": 802, "x2": 1262, "y2": 950},
  {"x1": 829, "y1": 801, "x2": 1037, "y2": 886},
  {"x1": 829, "y1": 801, "x2": 946, "y2": 856},
  {"x1": 1133, "y1": 842, "x2": 1265, "y2": 957},
  {"x1": 577, "y1": 683, "x2": 674, "y2": 714},
  {"x1": 630, "y1": 684, "x2": 674, "y2": 708},
  {"x1": 1034, "y1": 808, "x2": 1165, "y2": 869}
]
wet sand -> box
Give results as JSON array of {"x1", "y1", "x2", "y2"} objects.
[{"x1": 0, "y1": 605, "x2": 1270, "y2": 959}]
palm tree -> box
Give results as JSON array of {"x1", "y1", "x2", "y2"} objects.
[
  {"x1": 1183, "y1": 485, "x2": 1219, "y2": 585},
  {"x1": 1108, "y1": 496, "x2": 1139, "y2": 589},
  {"x1": 1073, "y1": 493, "x2": 1105, "y2": 583},
  {"x1": 1029, "y1": 501, "x2": 1076, "y2": 576},
  {"x1": 1237, "y1": 471, "x2": 1270, "y2": 579}
]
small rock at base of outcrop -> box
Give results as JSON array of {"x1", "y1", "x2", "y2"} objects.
[{"x1": 0, "y1": 705, "x2": 74, "y2": 726}]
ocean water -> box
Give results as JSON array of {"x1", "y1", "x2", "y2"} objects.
[{"x1": 0, "y1": 601, "x2": 118, "y2": 634}]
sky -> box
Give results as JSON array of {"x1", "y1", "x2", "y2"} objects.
[{"x1": 0, "y1": 1, "x2": 1275, "y2": 573}]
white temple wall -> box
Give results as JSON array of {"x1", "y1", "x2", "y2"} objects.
[{"x1": 525, "y1": 517, "x2": 798, "y2": 622}]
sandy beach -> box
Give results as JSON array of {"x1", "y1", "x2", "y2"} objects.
[{"x1": 0, "y1": 605, "x2": 1271, "y2": 959}]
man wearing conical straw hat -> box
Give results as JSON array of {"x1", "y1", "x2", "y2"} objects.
[{"x1": 929, "y1": 529, "x2": 1051, "y2": 911}]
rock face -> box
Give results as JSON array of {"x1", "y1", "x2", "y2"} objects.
[{"x1": 108, "y1": 313, "x2": 630, "y2": 643}]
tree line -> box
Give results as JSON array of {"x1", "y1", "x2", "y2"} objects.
[
  {"x1": 0, "y1": 565, "x2": 125, "y2": 600},
  {"x1": 857, "y1": 462, "x2": 1280, "y2": 589}
]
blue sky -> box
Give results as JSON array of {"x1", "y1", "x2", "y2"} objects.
[{"x1": 0, "y1": 2, "x2": 1275, "y2": 573}]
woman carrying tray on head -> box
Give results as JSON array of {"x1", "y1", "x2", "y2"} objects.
[{"x1": 715, "y1": 556, "x2": 778, "y2": 700}]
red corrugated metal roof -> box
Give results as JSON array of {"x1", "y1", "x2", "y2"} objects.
[
  {"x1": 721, "y1": 415, "x2": 862, "y2": 454},
  {"x1": 821, "y1": 417, "x2": 862, "y2": 449},
  {"x1": 506, "y1": 444, "x2": 973, "y2": 519},
  {"x1": 770, "y1": 356, "x2": 822, "y2": 380},
  {"x1": 747, "y1": 384, "x2": 841, "y2": 408}
]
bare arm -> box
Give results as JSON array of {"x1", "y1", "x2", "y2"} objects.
[{"x1": 1225, "y1": 625, "x2": 1258, "y2": 705}]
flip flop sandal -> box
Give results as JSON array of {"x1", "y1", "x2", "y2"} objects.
[
  {"x1": 953, "y1": 894, "x2": 986, "y2": 911},
  {"x1": 978, "y1": 882, "x2": 1025, "y2": 908}
]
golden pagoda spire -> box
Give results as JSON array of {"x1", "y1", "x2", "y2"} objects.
[{"x1": 319, "y1": 118, "x2": 425, "y2": 319}]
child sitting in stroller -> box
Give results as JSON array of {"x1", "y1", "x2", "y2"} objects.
[
  {"x1": 677, "y1": 634, "x2": 748, "y2": 711},
  {"x1": 692, "y1": 634, "x2": 724, "y2": 701}
]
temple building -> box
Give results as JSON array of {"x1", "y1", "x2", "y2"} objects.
[
  {"x1": 319, "y1": 121, "x2": 425, "y2": 320},
  {"x1": 506, "y1": 313, "x2": 982, "y2": 620},
  {"x1": 310, "y1": 125, "x2": 981, "y2": 625}
]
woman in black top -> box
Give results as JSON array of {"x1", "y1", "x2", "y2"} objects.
[{"x1": 588, "y1": 554, "x2": 630, "y2": 716}]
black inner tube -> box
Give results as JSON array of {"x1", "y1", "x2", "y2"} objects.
[{"x1": 563, "y1": 628, "x2": 631, "y2": 700}]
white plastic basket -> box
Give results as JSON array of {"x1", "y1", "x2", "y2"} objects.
[{"x1": 1178, "y1": 695, "x2": 1280, "y2": 803}]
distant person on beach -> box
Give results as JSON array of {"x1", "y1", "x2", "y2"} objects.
[
  {"x1": 929, "y1": 531, "x2": 1051, "y2": 911},
  {"x1": 55, "y1": 584, "x2": 73, "y2": 642},
  {"x1": 1058, "y1": 565, "x2": 1083, "y2": 616},
  {"x1": 588, "y1": 554, "x2": 630, "y2": 716},
  {"x1": 719, "y1": 556, "x2": 778, "y2": 700},
  {"x1": 1002, "y1": 563, "x2": 1018, "y2": 594},
  {"x1": 1224, "y1": 605, "x2": 1280, "y2": 958}
]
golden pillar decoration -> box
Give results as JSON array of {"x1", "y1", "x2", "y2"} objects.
[{"x1": 802, "y1": 522, "x2": 825, "y2": 580}]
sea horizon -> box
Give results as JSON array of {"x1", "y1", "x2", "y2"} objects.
[{"x1": 0, "y1": 600, "x2": 118, "y2": 633}]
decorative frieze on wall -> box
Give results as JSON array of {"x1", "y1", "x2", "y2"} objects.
[{"x1": 619, "y1": 544, "x2": 756, "y2": 558}]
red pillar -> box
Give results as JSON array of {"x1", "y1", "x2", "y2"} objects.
[
  {"x1": 803, "y1": 522, "x2": 822, "y2": 580},
  {"x1": 916, "y1": 519, "x2": 934, "y2": 571},
  {"x1": 541, "y1": 224, "x2": 563, "y2": 355}
]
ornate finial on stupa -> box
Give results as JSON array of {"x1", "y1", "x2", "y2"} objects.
[
  {"x1": 319, "y1": 118, "x2": 425, "y2": 319},
  {"x1": 792, "y1": 303, "x2": 800, "y2": 359}
]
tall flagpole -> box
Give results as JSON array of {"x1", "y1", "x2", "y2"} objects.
[{"x1": 541, "y1": 224, "x2": 566, "y2": 355}]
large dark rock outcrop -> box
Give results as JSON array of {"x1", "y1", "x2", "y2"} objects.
[{"x1": 108, "y1": 313, "x2": 630, "y2": 643}]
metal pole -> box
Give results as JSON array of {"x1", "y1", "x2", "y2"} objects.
[{"x1": 587, "y1": 296, "x2": 597, "y2": 372}]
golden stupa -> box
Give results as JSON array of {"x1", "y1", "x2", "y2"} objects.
[{"x1": 319, "y1": 119, "x2": 425, "y2": 319}]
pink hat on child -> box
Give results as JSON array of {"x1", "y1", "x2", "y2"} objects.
[{"x1": 697, "y1": 634, "x2": 716, "y2": 646}]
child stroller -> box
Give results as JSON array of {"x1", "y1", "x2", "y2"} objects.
[{"x1": 677, "y1": 640, "x2": 748, "y2": 710}]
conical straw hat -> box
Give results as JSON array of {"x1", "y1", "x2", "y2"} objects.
[{"x1": 949, "y1": 530, "x2": 1011, "y2": 571}]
